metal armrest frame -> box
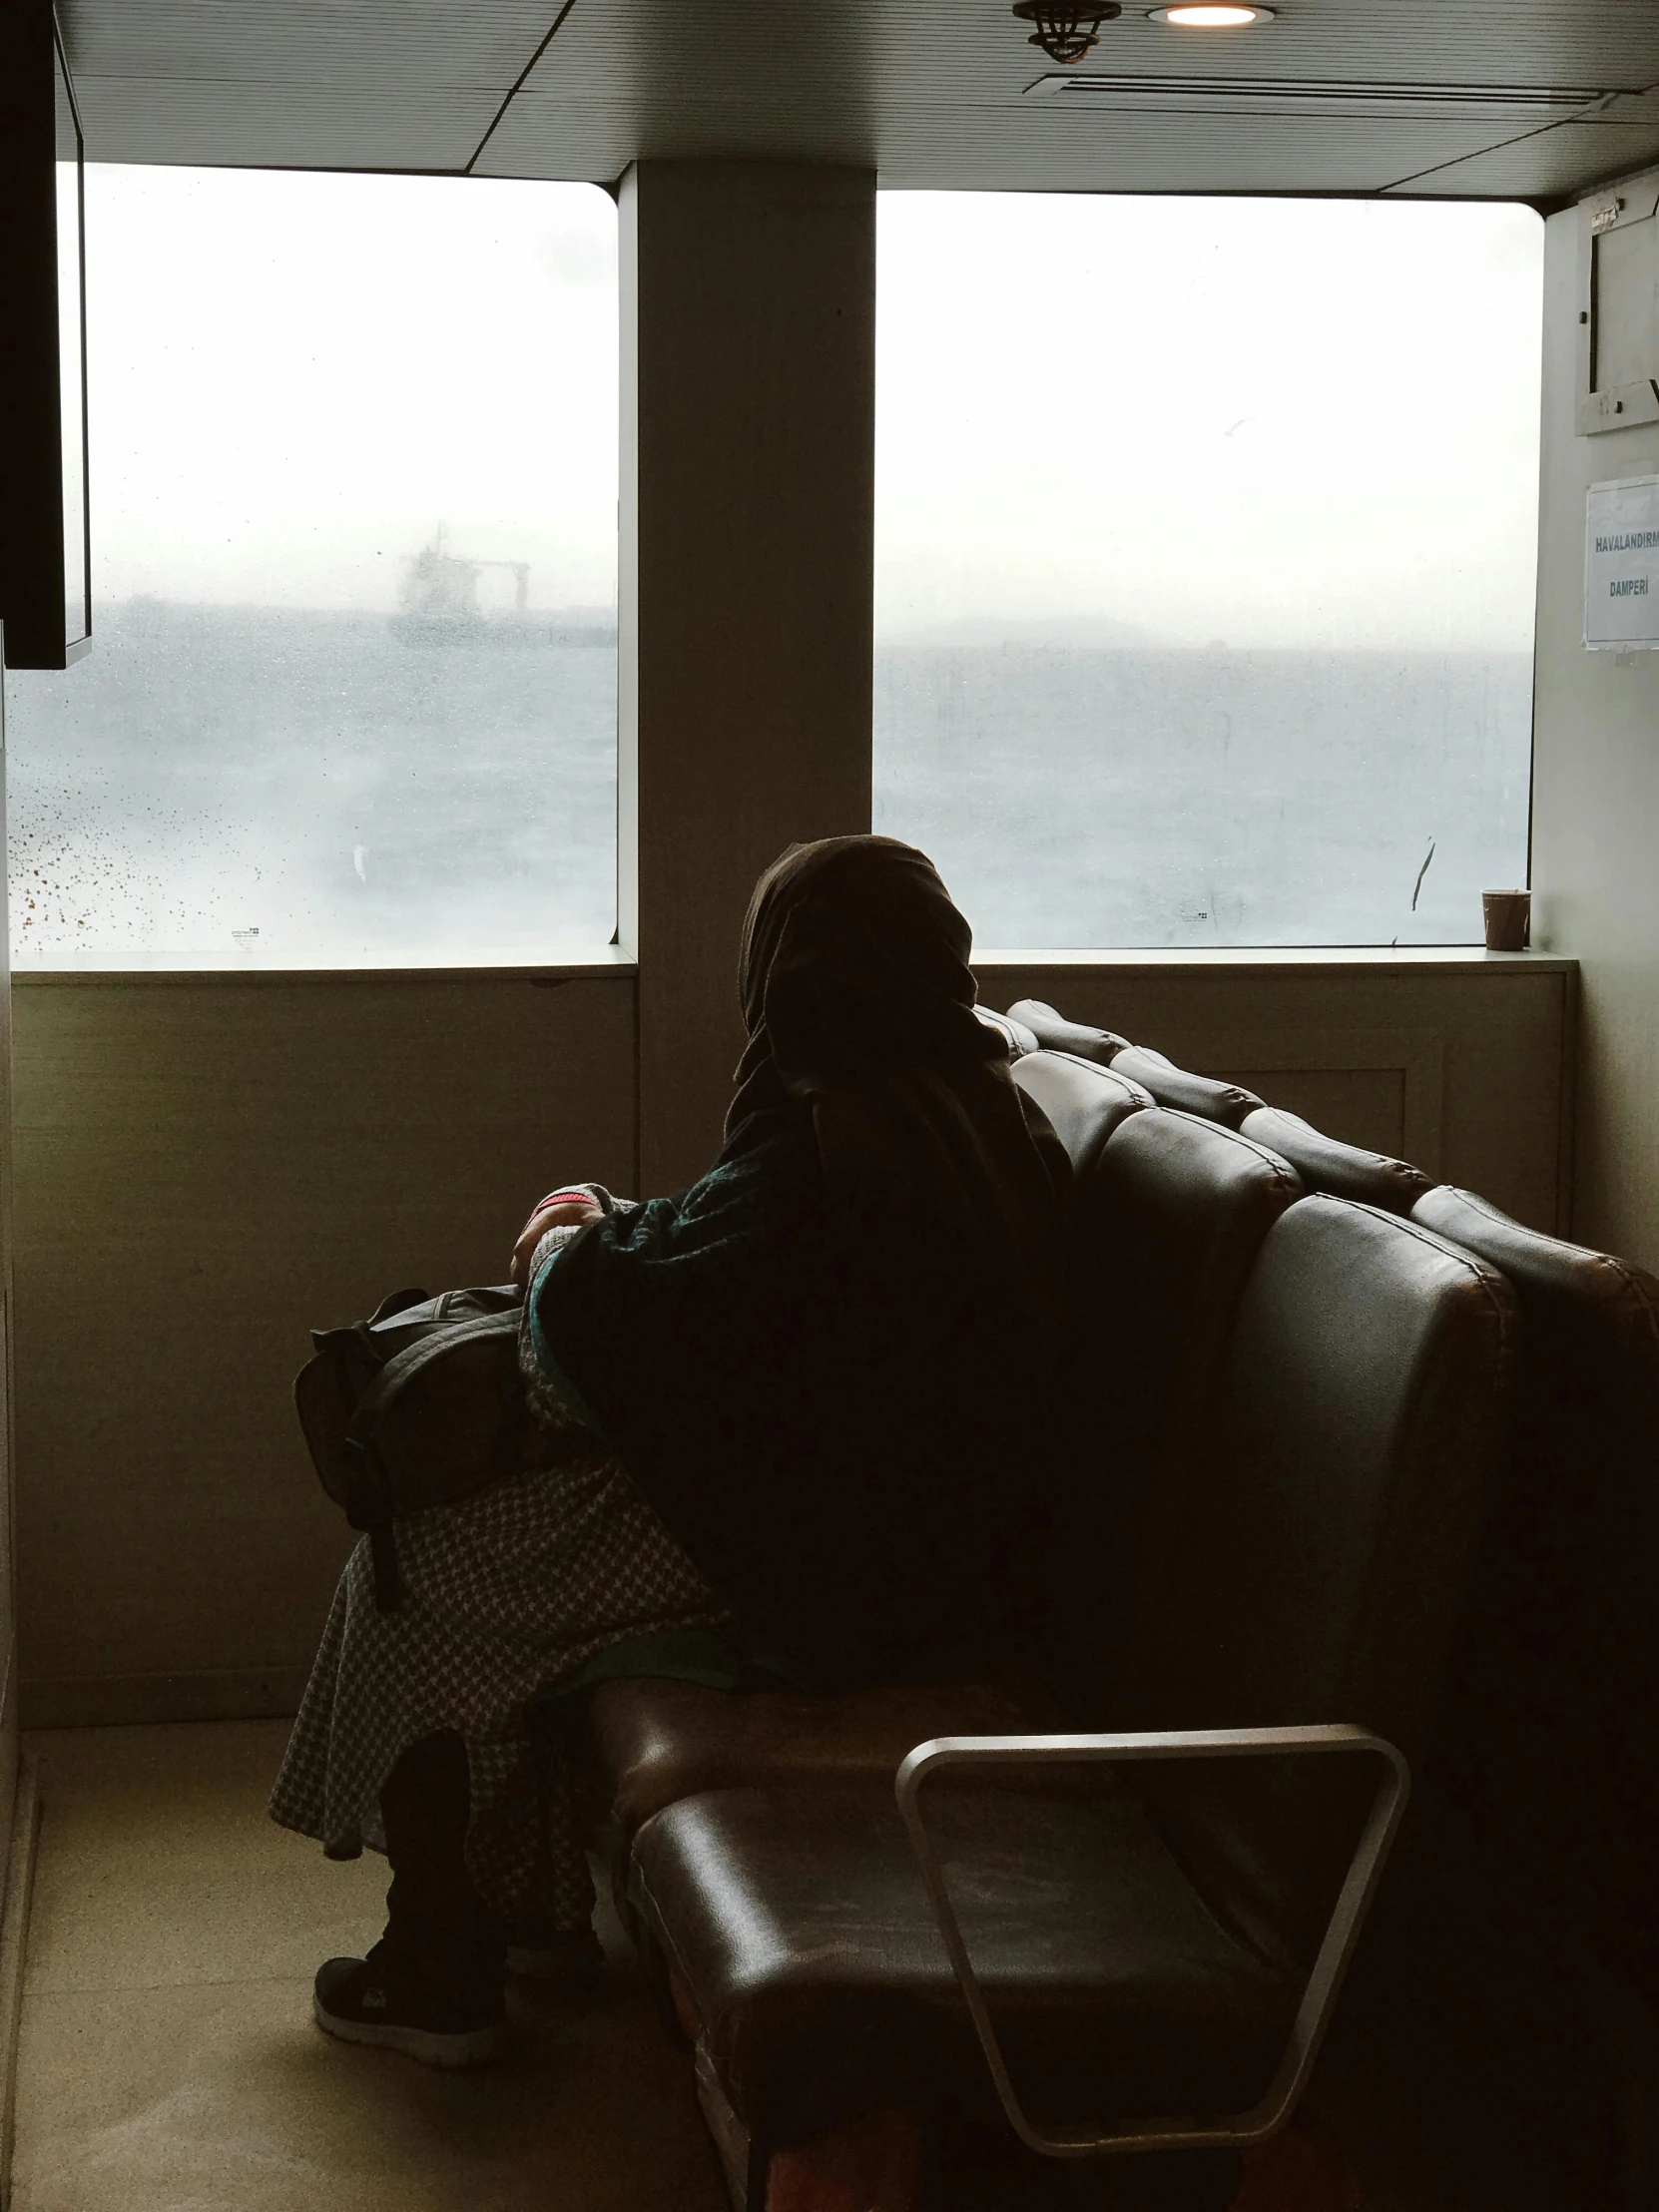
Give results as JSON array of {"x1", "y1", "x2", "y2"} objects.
[{"x1": 893, "y1": 1722, "x2": 1408, "y2": 2159}]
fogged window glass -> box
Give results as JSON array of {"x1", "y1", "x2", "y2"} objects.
[
  {"x1": 5, "y1": 169, "x2": 618, "y2": 964},
  {"x1": 874, "y1": 195, "x2": 1542, "y2": 948}
]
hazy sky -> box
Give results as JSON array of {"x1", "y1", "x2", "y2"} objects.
[
  {"x1": 84, "y1": 168, "x2": 1543, "y2": 649},
  {"x1": 83, "y1": 167, "x2": 621, "y2": 612},
  {"x1": 877, "y1": 192, "x2": 1544, "y2": 651}
]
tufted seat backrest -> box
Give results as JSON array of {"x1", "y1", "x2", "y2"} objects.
[
  {"x1": 1240, "y1": 1104, "x2": 1432, "y2": 1212},
  {"x1": 973, "y1": 1005, "x2": 1040, "y2": 1058},
  {"x1": 1011, "y1": 1049, "x2": 1152, "y2": 1179},
  {"x1": 1048, "y1": 1109, "x2": 1302, "y2": 1717},
  {"x1": 1004, "y1": 997, "x2": 1128, "y2": 1064},
  {"x1": 1108, "y1": 1044, "x2": 1265, "y2": 1128},
  {"x1": 1140, "y1": 1197, "x2": 1517, "y2": 1963}
]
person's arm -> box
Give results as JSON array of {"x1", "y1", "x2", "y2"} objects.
[
  {"x1": 512, "y1": 1188, "x2": 619, "y2": 1447},
  {"x1": 509, "y1": 1185, "x2": 605, "y2": 1287}
]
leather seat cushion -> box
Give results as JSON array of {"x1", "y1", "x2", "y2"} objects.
[
  {"x1": 588, "y1": 1674, "x2": 1059, "y2": 1843},
  {"x1": 631, "y1": 1782, "x2": 1296, "y2": 2142}
]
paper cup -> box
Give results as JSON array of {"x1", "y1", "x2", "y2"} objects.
[{"x1": 1482, "y1": 889, "x2": 1531, "y2": 952}]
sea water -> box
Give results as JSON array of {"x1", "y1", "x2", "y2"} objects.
[{"x1": 2, "y1": 602, "x2": 1530, "y2": 961}]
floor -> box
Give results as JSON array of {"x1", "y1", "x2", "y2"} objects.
[{"x1": 10, "y1": 1720, "x2": 729, "y2": 2212}]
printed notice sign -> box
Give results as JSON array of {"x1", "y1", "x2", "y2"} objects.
[{"x1": 1586, "y1": 475, "x2": 1659, "y2": 648}]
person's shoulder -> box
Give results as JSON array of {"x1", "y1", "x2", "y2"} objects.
[
  {"x1": 593, "y1": 1111, "x2": 821, "y2": 1266},
  {"x1": 717, "y1": 1108, "x2": 820, "y2": 1185},
  {"x1": 681, "y1": 1111, "x2": 822, "y2": 1227}
]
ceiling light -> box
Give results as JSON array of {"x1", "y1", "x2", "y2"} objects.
[
  {"x1": 1012, "y1": 1, "x2": 1124, "y2": 67},
  {"x1": 1150, "y1": 5, "x2": 1276, "y2": 24}
]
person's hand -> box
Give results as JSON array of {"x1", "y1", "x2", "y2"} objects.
[{"x1": 510, "y1": 1193, "x2": 603, "y2": 1287}]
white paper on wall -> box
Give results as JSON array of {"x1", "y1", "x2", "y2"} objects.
[{"x1": 1586, "y1": 475, "x2": 1659, "y2": 649}]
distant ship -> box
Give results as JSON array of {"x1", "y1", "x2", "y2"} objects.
[
  {"x1": 390, "y1": 523, "x2": 527, "y2": 644},
  {"x1": 389, "y1": 524, "x2": 617, "y2": 647}
]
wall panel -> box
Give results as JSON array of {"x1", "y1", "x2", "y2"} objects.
[
  {"x1": 12, "y1": 968, "x2": 636, "y2": 1726},
  {"x1": 10, "y1": 954, "x2": 1574, "y2": 1723}
]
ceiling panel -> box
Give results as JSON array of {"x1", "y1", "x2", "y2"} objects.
[
  {"x1": 515, "y1": 0, "x2": 1659, "y2": 103},
  {"x1": 55, "y1": 0, "x2": 1659, "y2": 202},
  {"x1": 60, "y1": 0, "x2": 553, "y2": 90},
  {"x1": 479, "y1": 97, "x2": 1556, "y2": 198},
  {"x1": 70, "y1": 78, "x2": 499, "y2": 172}
]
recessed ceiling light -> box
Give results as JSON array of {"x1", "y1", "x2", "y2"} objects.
[{"x1": 1150, "y1": 4, "x2": 1276, "y2": 24}]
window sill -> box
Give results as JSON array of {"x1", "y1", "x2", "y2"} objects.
[
  {"x1": 974, "y1": 946, "x2": 1573, "y2": 973},
  {"x1": 11, "y1": 945, "x2": 635, "y2": 984}
]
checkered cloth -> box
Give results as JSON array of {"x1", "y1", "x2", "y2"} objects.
[{"x1": 270, "y1": 1219, "x2": 727, "y2": 1927}]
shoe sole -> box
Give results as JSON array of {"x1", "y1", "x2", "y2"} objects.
[{"x1": 312, "y1": 1993, "x2": 510, "y2": 2068}]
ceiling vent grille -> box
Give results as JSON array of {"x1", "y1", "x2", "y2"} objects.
[{"x1": 1023, "y1": 75, "x2": 1613, "y2": 121}]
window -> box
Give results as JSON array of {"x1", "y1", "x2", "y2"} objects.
[
  {"x1": 874, "y1": 194, "x2": 1542, "y2": 948},
  {"x1": 5, "y1": 168, "x2": 618, "y2": 965}
]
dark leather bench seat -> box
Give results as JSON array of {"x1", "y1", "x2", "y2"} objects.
[
  {"x1": 629, "y1": 1194, "x2": 1518, "y2": 2197},
  {"x1": 596, "y1": 991, "x2": 1654, "y2": 2203},
  {"x1": 587, "y1": 1672, "x2": 1061, "y2": 1850},
  {"x1": 631, "y1": 1781, "x2": 1298, "y2": 2144}
]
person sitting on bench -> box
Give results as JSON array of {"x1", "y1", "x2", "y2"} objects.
[{"x1": 271, "y1": 832, "x2": 1069, "y2": 2067}]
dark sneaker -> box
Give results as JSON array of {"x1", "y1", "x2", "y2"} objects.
[
  {"x1": 504, "y1": 1922, "x2": 605, "y2": 1983},
  {"x1": 313, "y1": 1949, "x2": 509, "y2": 2068}
]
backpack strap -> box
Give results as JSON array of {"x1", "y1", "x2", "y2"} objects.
[{"x1": 341, "y1": 1308, "x2": 524, "y2": 1614}]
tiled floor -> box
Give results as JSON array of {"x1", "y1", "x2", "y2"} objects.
[{"x1": 11, "y1": 1720, "x2": 728, "y2": 2212}]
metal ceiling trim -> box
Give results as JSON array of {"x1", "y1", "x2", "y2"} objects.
[{"x1": 1024, "y1": 73, "x2": 1612, "y2": 117}]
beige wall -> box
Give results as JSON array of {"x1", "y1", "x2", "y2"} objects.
[
  {"x1": 622, "y1": 163, "x2": 875, "y2": 1194},
  {"x1": 11, "y1": 951, "x2": 1575, "y2": 1725},
  {"x1": 12, "y1": 968, "x2": 636, "y2": 1726},
  {"x1": 1532, "y1": 193, "x2": 1659, "y2": 1274},
  {"x1": 980, "y1": 952, "x2": 1575, "y2": 1236}
]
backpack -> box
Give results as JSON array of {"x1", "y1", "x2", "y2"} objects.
[{"x1": 294, "y1": 1284, "x2": 539, "y2": 1611}]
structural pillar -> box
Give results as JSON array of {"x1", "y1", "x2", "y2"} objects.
[{"x1": 620, "y1": 162, "x2": 875, "y2": 1195}]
